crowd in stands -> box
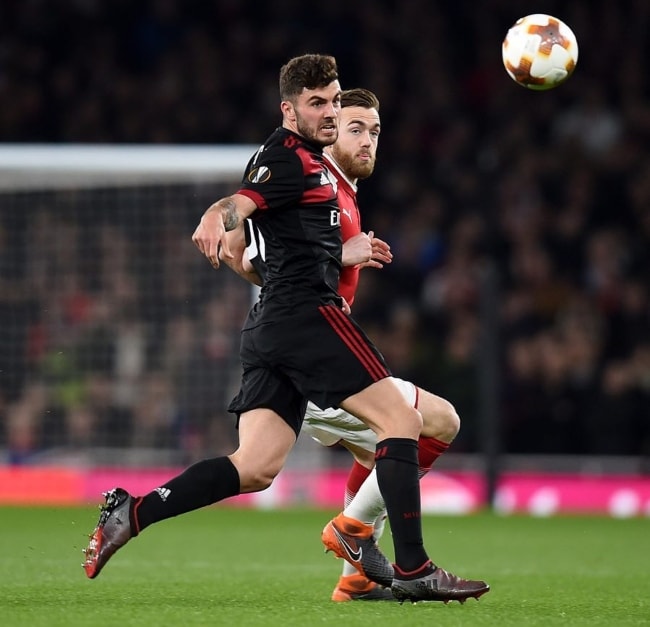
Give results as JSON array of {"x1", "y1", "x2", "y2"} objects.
[{"x1": 0, "y1": 0, "x2": 649, "y2": 463}]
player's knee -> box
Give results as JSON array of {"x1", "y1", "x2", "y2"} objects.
[
  {"x1": 421, "y1": 399, "x2": 460, "y2": 442},
  {"x1": 249, "y1": 470, "x2": 277, "y2": 491},
  {"x1": 240, "y1": 466, "x2": 280, "y2": 492},
  {"x1": 229, "y1": 452, "x2": 283, "y2": 493},
  {"x1": 441, "y1": 404, "x2": 461, "y2": 440}
]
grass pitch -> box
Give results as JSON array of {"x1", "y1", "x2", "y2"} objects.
[{"x1": 0, "y1": 505, "x2": 647, "y2": 626}]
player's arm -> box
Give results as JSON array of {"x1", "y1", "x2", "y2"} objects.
[
  {"x1": 218, "y1": 223, "x2": 263, "y2": 286},
  {"x1": 192, "y1": 193, "x2": 257, "y2": 269},
  {"x1": 342, "y1": 230, "x2": 392, "y2": 269}
]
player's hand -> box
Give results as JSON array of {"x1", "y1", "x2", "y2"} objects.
[
  {"x1": 362, "y1": 230, "x2": 392, "y2": 268},
  {"x1": 342, "y1": 231, "x2": 392, "y2": 269},
  {"x1": 341, "y1": 232, "x2": 373, "y2": 267},
  {"x1": 340, "y1": 296, "x2": 351, "y2": 315},
  {"x1": 192, "y1": 204, "x2": 233, "y2": 269}
]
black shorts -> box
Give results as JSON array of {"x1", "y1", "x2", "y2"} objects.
[{"x1": 228, "y1": 302, "x2": 391, "y2": 436}]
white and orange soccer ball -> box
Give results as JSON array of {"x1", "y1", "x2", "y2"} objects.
[{"x1": 502, "y1": 14, "x2": 579, "y2": 90}]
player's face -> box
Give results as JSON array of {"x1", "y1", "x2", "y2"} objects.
[
  {"x1": 282, "y1": 81, "x2": 341, "y2": 146},
  {"x1": 329, "y1": 105, "x2": 380, "y2": 180}
]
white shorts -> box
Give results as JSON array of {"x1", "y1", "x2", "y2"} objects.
[{"x1": 301, "y1": 377, "x2": 418, "y2": 452}]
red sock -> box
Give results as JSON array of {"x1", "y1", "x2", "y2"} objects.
[
  {"x1": 344, "y1": 460, "x2": 372, "y2": 507},
  {"x1": 417, "y1": 436, "x2": 449, "y2": 475}
]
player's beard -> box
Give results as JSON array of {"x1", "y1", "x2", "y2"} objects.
[
  {"x1": 331, "y1": 145, "x2": 375, "y2": 180},
  {"x1": 295, "y1": 112, "x2": 337, "y2": 147}
]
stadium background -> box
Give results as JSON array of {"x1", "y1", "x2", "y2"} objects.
[{"x1": 0, "y1": 0, "x2": 649, "y2": 514}]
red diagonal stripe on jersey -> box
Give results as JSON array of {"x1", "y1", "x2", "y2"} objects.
[
  {"x1": 319, "y1": 305, "x2": 388, "y2": 381},
  {"x1": 236, "y1": 188, "x2": 268, "y2": 210},
  {"x1": 303, "y1": 185, "x2": 337, "y2": 204},
  {"x1": 296, "y1": 145, "x2": 326, "y2": 175}
]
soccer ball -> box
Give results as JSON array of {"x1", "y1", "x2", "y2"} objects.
[{"x1": 502, "y1": 14, "x2": 578, "y2": 90}]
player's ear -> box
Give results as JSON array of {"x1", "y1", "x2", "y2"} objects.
[{"x1": 281, "y1": 100, "x2": 296, "y2": 122}]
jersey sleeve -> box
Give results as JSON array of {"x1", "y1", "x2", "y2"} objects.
[{"x1": 237, "y1": 145, "x2": 304, "y2": 211}]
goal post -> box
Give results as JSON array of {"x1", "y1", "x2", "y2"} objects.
[{"x1": 0, "y1": 143, "x2": 258, "y2": 190}]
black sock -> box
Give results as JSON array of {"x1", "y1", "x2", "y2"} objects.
[
  {"x1": 132, "y1": 457, "x2": 240, "y2": 532},
  {"x1": 375, "y1": 438, "x2": 430, "y2": 573}
]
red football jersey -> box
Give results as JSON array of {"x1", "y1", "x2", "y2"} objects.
[{"x1": 324, "y1": 155, "x2": 361, "y2": 306}]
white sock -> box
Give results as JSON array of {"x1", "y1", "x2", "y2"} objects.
[
  {"x1": 340, "y1": 468, "x2": 384, "y2": 579},
  {"x1": 373, "y1": 512, "x2": 387, "y2": 541},
  {"x1": 343, "y1": 468, "x2": 385, "y2": 525},
  {"x1": 342, "y1": 560, "x2": 359, "y2": 577}
]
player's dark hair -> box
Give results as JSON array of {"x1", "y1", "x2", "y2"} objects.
[
  {"x1": 279, "y1": 54, "x2": 338, "y2": 100},
  {"x1": 340, "y1": 88, "x2": 380, "y2": 111}
]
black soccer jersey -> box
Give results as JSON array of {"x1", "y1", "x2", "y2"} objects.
[{"x1": 236, "y1": 128, "x2": 342, "y2": 307}]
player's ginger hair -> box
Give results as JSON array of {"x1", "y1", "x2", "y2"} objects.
[{"x1": 340, "y1": 88, "x2": 380, "y2": 111}]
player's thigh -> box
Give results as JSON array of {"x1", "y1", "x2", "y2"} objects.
[
  {"x1": 340, "y1": 378, "x2": 422, "y2": 441},
  {"x1": 230, "y1": 408, "x2": 297, "y2": 489},
  {"x1": 418, "y1": 390, "x2": 460, "y2": 442}
]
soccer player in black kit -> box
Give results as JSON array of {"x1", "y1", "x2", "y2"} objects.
[{"x1": 83, "y1": 53, "x2": 489, "y2": 604}]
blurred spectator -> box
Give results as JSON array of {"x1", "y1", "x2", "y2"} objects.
[
  {"x1": 587, "y1": 361, "x2": 640, "y2": 455},
  {"x1": 552, "y1": 84, "x2": 624, "y2": 158},
  {"x1": 130, "y1": 371, "x2": 181, "y2": 449},
  {"x1": 175, "y1": 297, "x2": 242, "y2": 459},
  {"x1": 6, "y1": 382, "x2": 49, "y2": 463}
]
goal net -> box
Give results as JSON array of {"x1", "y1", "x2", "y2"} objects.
[{"x1": 0, "y1": 144, "x2": 262, "y2": 468}]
